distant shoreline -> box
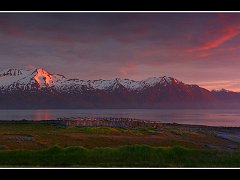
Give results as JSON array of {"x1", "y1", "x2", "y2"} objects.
[{"x1": 0, "y1": 118, "x2": 240, "y2": 129}]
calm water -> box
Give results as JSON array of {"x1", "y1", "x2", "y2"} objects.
[{"x1": 0, "y1": 109, "x2": 240, "y2": 127}]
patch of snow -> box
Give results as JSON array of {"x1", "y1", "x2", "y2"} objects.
[
  {"x1": 0, "y1": 69, "x2": 36, "y2": 88},
  {"x1": 0, "y1": 67, "x2": 178, "y2": 92},
  {"x1": 140, "y1": 76, "x2": 173, "y2": 87},
  {"x1": 212, "y1": 88, "x2": 232, "y2": 93},
  {"x1": 118, "y1": 79, "x2": 141, "y2": 90}
]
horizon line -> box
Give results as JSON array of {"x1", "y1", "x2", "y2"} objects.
[{"x1": 0, "y1": 67, "x2": 239, "y2": 93}]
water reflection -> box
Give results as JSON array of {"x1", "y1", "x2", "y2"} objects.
[
  {"x1": 0, "y1": 109, "x2": 240, "y2": 127},
  {"x1": 33, "y1": 111, "x2": 51, "y2": 121}
]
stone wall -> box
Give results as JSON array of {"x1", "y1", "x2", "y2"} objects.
[
  {"x1": 0, "y1": 118, "x2": 164, "y2": 129},
  {"x1": 59, "y1": 117, "x2": 163, "y2": 129}
]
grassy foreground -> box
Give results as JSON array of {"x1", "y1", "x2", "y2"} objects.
[
  {"x1": 1, "y1": 145, "x2": 240, "y2": 167},
  {"x1": 1, "y1": 122, "x2": 239, "y2": 150},
  {"x1": 0, "y1": 122, "x2": 240, "y2": 167}
]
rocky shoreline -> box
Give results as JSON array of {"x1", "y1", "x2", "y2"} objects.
[{"x1": 0, "y1": 117, "x2": 240, "y2": 130}]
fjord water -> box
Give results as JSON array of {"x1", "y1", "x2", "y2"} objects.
[{"x1": 0, "y1": 109, "x2": 240, "y2": 127}]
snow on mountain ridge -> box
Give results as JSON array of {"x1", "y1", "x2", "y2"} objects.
[
  {"x1": 212, "y1": 88, "x2": 233, "y2": 93},
  {"x1": 0, "y1": 69, "x2": 35, "y2": 88},
  {"x1": 0, "y1": 68, "x2": 182, "y2": 91},
  {"x1": 0, "y1": 68, "x2": 24, "y2": 77},
  {"x1": 0, "y1": 68, "x2": 60, "y2": 89}
]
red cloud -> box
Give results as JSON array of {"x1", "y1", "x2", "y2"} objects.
[
  {"x1": 198, "y1": 52, "x2": 212, "y2": 58},
  {"x1": 187, "y1": 26, "x2": 240, "y2": 52},
  {"x1": 197, "y1": 80, "x2": 240, "y2": 92},
  {"x1": 120, "y1": 63, "x2": 137, "y2": 76}
]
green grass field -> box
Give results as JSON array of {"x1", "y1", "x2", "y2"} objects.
[
  {"x1": 1, "y1": 145, "x2": 240, "y2": 167},
  {"x1": 0, "y1": 122, "x2": 240, "y2": 167}
]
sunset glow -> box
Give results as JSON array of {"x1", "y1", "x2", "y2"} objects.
[
  {"x1": 1, "y1": 13, "x2": 240, "y2": 91},
  {"x1": 34, "y1": 68, "x2": 52, "y2": 87}
]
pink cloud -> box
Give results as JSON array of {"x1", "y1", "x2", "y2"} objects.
[
  {"x1": 197, "y1": 80, "x2": 240, "y2": 92},
  {"x1": 120, "y1": 63, "x2": 137, "y2": 76},
  {"x1": 198, "y1": 52, "x2": 213, "y2": 58},
  {"x1": 187, "y1": 26, "x2": 240, "y2": 52}
]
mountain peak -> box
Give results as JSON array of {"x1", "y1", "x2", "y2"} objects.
[
  {"x1": 143, "y1": 76, "x2": 178, "y2": 87},
  {"x1": 1, "y1": 67, "x2": 240, "y2": 109},
  {"x1": 35, "y1": 68, "x2": 50, "y2": 75},
  {"x1": 34, "y1": 68, "x2": 53, "y2": 87}
]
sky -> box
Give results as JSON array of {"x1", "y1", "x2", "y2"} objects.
[{"x1": 1, "y1": 13, "x2": 240, "y2": 91}]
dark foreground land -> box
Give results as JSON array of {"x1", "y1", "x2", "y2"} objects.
[{"x1": 0, "y1": 120, "x2": 240, "y2": 167}]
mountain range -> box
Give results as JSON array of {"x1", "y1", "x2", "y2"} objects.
[{"x1": 0, "y1": 68, "x2": 239, "y2": 109}]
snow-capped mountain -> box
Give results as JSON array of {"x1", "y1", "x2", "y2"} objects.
[
  {"x1": 0, "y1": 68, "x2": 184, "y2": 92},
  {"x1": 0, "y1": 68, "x2": 239, "y2": 109},
  {"x1": 0, "y1": 68, "x2": 65, "y2": 90}
]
